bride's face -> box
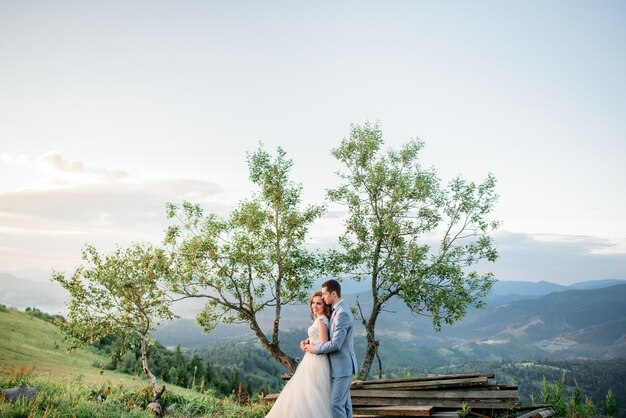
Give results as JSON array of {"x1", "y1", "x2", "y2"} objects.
[{"x1": 311, "y1": 296, "x2": 325, "y2": 316}]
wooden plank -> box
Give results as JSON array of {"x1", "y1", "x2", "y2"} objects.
[
  {"x1": 431, "y1": 412, "x2": 461, "y2": 418},
  {"x1": 515, "y1": 407, "x2": 555, "y2": 418},
  {"x1": 355, "y1": 376, "x2": 489, "y2": 390},
  {"x1": 351, "y1": 389, "x2": 519, "y2": 400},
  {"x1": 441, "y1": 400, "x2": 520, "y2": 410},
  {"x1": 262, "y1": 393, "x2": 279, "y2": 403},
  {"x1": 353, "y1": 415, "x2": 385, "y2": 418},
  {"x1": 353, "y1": 373, "x2": 491, "y2": 386},
  {"x1": 353, "y1": 405, "x2": 433, "y2": 417},
  {"x1": 351, "y1": 397, "x2": 519, "y2": 409}
]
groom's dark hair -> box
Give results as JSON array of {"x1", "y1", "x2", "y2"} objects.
[{"x1": 322, "y1": 279, "x2": 341, "y2": 297}]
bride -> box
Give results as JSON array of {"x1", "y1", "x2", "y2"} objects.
[{"x1": 265, "y1": 291, "x2": 332, "y2": 417}]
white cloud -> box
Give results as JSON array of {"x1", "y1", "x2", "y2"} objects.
[
  {"x1": 0, "y1": 170, "x2": 228, "y2": 272},
  {"x1": 1, "y1": 152, "x2": 32, "y2": 165},
  {"x1": 1, "y1": 151, "x2": 130, "y2": 191},
  {"x1": 36, "y1": 151, "x2": 129, "y2": 181},
  {"x1": 0, "y1": 179, "x2": 224, "y2": 227}
]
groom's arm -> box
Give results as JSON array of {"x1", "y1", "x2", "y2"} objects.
[{"x1": 311, "y1": 312, "x2": 349, "y2": 354}]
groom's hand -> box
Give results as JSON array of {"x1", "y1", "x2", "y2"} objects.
[{"x1": 304, "y1": 344, "x2": 316, "y2": 354}]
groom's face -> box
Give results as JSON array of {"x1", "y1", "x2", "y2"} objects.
[{"x1": 321, "y1": 287, "x2": 336, "y2": 305}]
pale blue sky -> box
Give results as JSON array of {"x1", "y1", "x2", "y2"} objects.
[{"x1": 1, "y1": 1, "x2": 625, "y2": 284}]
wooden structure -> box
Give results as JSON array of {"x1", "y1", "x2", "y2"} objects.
[
  {"x1": 350, "y1": 373, "x2": 518, "y2": 417},
  {"x1": 263, "y1": 373, "x2": 555, "y2": 417}
]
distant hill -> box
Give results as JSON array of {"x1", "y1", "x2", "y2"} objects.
[
  {"x1": 441, "y1": 284, "x2": 626, "y2": 358},
  {"x1": 0, "y1": 272, "x2": 68, "y2": 314},
  {"x1": 491, "y1": 280, "x2": 567, "y2": 296},
  {"x1": 486, "y1": 280, "x2": 567, "y2": 304},
  {"x1": 156, "y1": 283, "x2": 626, "y2": 362},
  {"x1": 569, "y1": 278, "x2": 626, "y2": 289},
  {"x1": 487, "y1": 278, "x2": 626, "y2": 304}
]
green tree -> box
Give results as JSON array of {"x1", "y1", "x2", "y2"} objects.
[
  {"x1": 52, "y1": 243, "x2": 175, "y2": 400},
  {"x1": 604, "y1": 388, "x2": 617, "y2": 418},
  {"x1": 327, "y1": 122, "x2": 499, "y2": 379},
  {"x1": 165, "y1": 146, "x2": 325, "y2": 372}
]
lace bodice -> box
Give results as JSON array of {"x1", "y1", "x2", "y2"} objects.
[{"x1": 308, "y1": 316, "x2": 329, "y2": 345}]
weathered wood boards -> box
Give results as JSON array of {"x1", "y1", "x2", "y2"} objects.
[
  {"x1": 349, "y1": 373, "x2": 519, "y2": 414},
  {"x1": 351, "y1": 390, "x2": 518, "y2": 408},
  {"x1": 353, "y1": 405, "x2": 433, "y2": 417},
  {"x1": 351, "y1": 375, "x2": 491, "y2": 391}
]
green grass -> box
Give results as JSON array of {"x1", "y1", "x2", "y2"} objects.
[
  {"x1": 0, "y1": 307, "x2": 271, "y2": 417},
  {"x1": 0, "y1": 308, "x2": 114, "y2": 383},
  {"x1": 0, "y1": 368, "x2": 270, "y2": 417}
]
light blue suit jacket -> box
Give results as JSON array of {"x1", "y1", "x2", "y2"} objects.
[{"x1": 314, "y1": 299, "x2": 358, "y2": 378}]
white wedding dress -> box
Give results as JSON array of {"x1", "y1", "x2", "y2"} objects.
[{"x1": 265, "y1": 316, "x2": 332, "y2": 418}]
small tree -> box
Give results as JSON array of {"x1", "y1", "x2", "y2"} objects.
[
  {"x1": 328, "y1": 122, "x2": 499, "y2": 379},
  {"x1": 604, "y1": 388, "x2": 617, "y2": 418},
  {"x1": 164, "y1": 146, "x2": 324, "y2": 372},
  {"x1": 53, "y1": 243, "x2": 175, "y2": 401}
]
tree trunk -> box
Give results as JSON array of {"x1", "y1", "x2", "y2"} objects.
[
  {"x1": 359, "y1": 245, "x2": 383, "y2": 380},
  {"x1": 358, "y1": 310, "x2": 381, "y2": 380},
  {"x1": 249, "y1": 317, "x2": 298, "y2": 372},
  {"x1": 140, "y1": 333, "x2": 160, "y2": 400},
  {"x1": 359, "y1": 235, "x2": 384, "y2": 380}
]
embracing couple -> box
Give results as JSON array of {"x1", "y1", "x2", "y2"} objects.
[{"x1": 266, "y1": 279, "x2": 358, "y2": 418}]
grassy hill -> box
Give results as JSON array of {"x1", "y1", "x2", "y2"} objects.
[
  {"x1": 0, "y1": 305, "x2": 269, "y2": 417},
  {"x1": 0, "y1": 307, "x2": 117, "y2": 384}
]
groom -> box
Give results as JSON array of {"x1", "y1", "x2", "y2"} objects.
[{"x1": 303, "y1": 279, "x2": 358, "y2": 418}]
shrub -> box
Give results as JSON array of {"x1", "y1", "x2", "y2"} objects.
[
  {"x1": 605, "y1": 389, "x2": 617, "y2": 418},
  {"x1": 535, "y1": 372, "x2": 600, "y2": 418}
]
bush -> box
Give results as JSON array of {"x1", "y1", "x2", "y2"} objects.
[
  {"x1": 533, "y1": 372, "x2": 612, "y2": 418},
  {"x1": 605, "y1": 389, "x2": 617, "y2": 418},
  {"x1": 24, "y1": 307, "x2": 60, "y2": 324}
]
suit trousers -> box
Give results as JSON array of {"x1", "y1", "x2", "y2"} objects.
[{"x1": 330, "y1": 374, "x2": 353, "y2": 418}]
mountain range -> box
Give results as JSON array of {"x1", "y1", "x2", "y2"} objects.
[
  {"x1": 2, "y1": 271, "x2": 625, "y2": 361},
  {"x1": 153, "y1": 279, "x2": 626, "y2": 362}
]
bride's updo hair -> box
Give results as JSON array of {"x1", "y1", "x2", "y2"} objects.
[{"x1": 310, "y1": 290, "x2": 331, "y2": 320}]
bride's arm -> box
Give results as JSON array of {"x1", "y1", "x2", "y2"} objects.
[{"x1": 317, "y1": 318, "x2": 329, "y2": 344}]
